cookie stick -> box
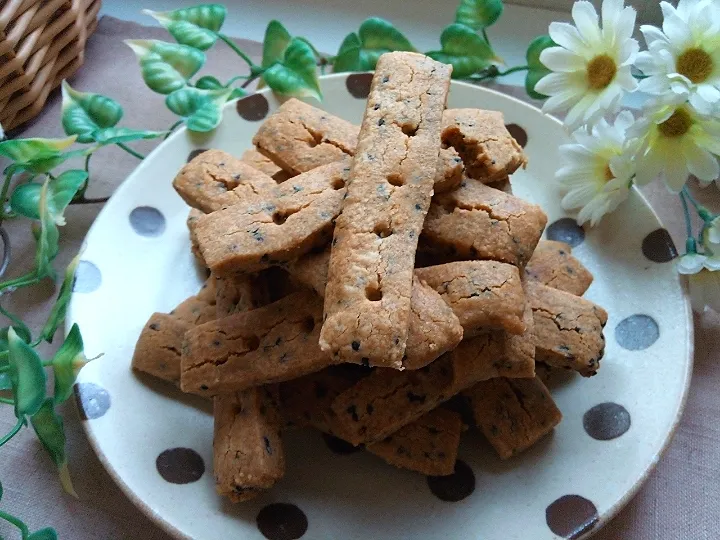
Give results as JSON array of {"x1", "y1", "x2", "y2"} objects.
[
  {"x1": 240, "y1": 148, "x2": 292, "y2": 183},
  {"x1": 524, "y1": 240, "x2": 594, "y2": 296},
  {"x1": 320, "y1": 52, "x2": 452, "y2": 369}
]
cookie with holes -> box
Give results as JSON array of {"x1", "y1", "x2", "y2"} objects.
[
  {"x1": 320, "y1": 52, "x2": 452, "y2": 369},
  {"x1": 181, "y1": 290, "x2": 331, "y2": 396},
  {"x1": 173, "y1": 149, "x2": 277, "y2": 213},
  {"x1": 194, "y1": 160, "x2": 350, "y2": 277}
]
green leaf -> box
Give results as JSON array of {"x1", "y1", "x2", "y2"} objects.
[
  {"x1": 228, "y1": 88, "x2": 247, "y2": 100},
  {"x1": 144, "y1": 4, "x2": 226, "y2": 32},
  {"x1": 40, "y1": 255, "x2": 81, "y2": 345},
  {"x1": 61, "y1": 82, "x2": 123, "y2": 143},
  {"x1": 7, "y1": 327, "x2": 46, "y2": 417},
  {"x1": 28, "y1": 529, "x2": 58, "y2": 540},
  {"x1": 426, "y1": 23, "x2": 494, "y2": 78},
  {"x1": 31, "y1": 399, "x2": 77, "y2": 497},
  {"x1": 166, "y1": 87, "x2": 231, "y2": 132},
  {"x1": 11, "y1": 169, "x2": 87, "y2": 225},
  {"x1": 92, "y1": 127, "x2": 165, "y2": 145},
  {"x1": 195, "y1": 75, "x2": 224, "y2": 89},
  {"x1": 455, "y1": 0, "x2": 504, "y2": 31},
  {"x1": 262, "y1": 20, "x2": 292, "y2": 69},
  {"x1": 0, "y1": 325, "x2": 31, "y2": 349},
  {"x1": 525, "y1": 35, "x2": 555, "y2": 99},
  {"x1": 263, "y1": 38, "x2": 322, "y2": 100},
  {"x1": 36, "y1": 180, "x2": 60, "y2": 279},
  {"x1": 50, "y1": 324, "x2": 87, "y2": 403},
  {"x1": 0, "y1": 137, "x2": 76, "y2": 164},
  {"x1": 0, "y1": 373, "x2": 11, "y2": 391},
  {"x1": 333, "y1": 33, "x2": 363, "y2": 72},
  {"x1": 334, "y1": 18, "x2": 415, "y2": 73},
  {"x1": 166, "y1": 20, "x2": 218, "y2": 51},
  {"x1": 125, "y1": 39, "x2": 205, "y2": 95}
]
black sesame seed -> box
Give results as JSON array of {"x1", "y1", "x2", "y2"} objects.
[{"x1": 352, "y1": 341, "x2": 360, "y2": 351}]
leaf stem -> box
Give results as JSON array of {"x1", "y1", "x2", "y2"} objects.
[
  {"x1": 0, "y1": 271, "x2": 43, "y2": 293},
  {"x1": 241, "y1": 74, "x2": 261, "y2": 89},
  {"x1": 0, "y1": 171, "x2": 14, "y2": 225},
  {"x1": 0, "y1": 417, "x2": 24, "y2": 446},
  {"x1": 164, "y1": 120, "x2": 184, "y2": 140},
  {"x1": 217, "y1": 34, "x2": 257, "y2": 70},
  {"x1": 116, "y1": 143, "x2": 146, "y2": 160},
  {"x1": 226, "y1": 75, "x2": 251, "y2": 86},
  {"x1": 679, "y1": 191, "x2": 694, "y2": 248},
  {"x1": 0, "y1": 396, "x2": 13, "y2": 404},
  {"x1": 682, "y1": 185, "x2": 713, "y2": 222},
  {"x1": 69, "y1": 196, "x2": 109, "y2": 205},
  {"x1": 496, "y1": 65, "x2": 529, "y2": 76},
  {"x1": 0, "y1": 509, "x2": 29, "y2": 539},
  {"x1": 482, "y1": 28, "x2": 491, "y2": 47}
]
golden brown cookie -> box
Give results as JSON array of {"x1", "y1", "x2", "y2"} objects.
[
  {"x1": 173, "y1": 149, "x2": 277, "y2": 213},
  {"x1": 320, "y1": 52, "x2": 452, "y2": 369},
  {"x1": 131, "y1": 313, "x2": 191, "y2": 385},
  {"x1": 463, "y1": 376, "x2": 562, "y2": 459},
  {"x1": 525, "y1": 240, "x2": 594, "y2": 296},
  {"x1": 240, "y1": 148, "x2": 292, "y2": 183},
  {"x1": 213, "y1": 387, "x2": 284, "y2": 502},
  {"x1": 415, "y1": 260, "x2": 527, "y2": 336},
  {"x1": 526, "y1": 282, "x2": 607, "y2": 376},
  {"x1": 442, "y1": 109, "x2": 527, "y2": 183},
  {"x1": 422, "y1": 180, "x2": 547, "y2": 267},
  {"x1": 181, "y1": 290, "x2": 331, "y2": 396},
  {"x1": 194, "y1": 160, "x2": 350, "y2": 276}
]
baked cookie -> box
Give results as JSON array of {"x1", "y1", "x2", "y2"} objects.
[
  {"x1": 463, "y1": 376, "x2": 562, "y2": 459},
  {"x1": 213, "y1": 387, "x2": 285, "y2": 502},
  {"x1": 525, "y1": 240, "x2": 593, "y2": 296},
  {"x1": 320, "y1": 52, "x2": 452, "y2": 369},
  {"x1": 131, "y1": 313, "x2": 190, "y2": 385},
  {"x1": 173, "y1": 149, "x2": 277, "y2": 213},
  {"x1": 442, "y1": 109, "x2": 527, "y2": 183},
  {"x1": 526, "y1": 282, "x2": 608, "y2": 376},
  {"x1": 240, "y1": 148, "x2": 292, "y2": 183}
]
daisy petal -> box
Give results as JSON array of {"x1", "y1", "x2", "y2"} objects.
[
  {"x1": 613, "y1": 6, "x2": 638, "y2": 43},
  {"x1": 539, "y1": 47, "x2": 586, "y2": 72},
  {"x1": 542, "y1": 89, "x2": 582, "y2": 114},
  {"x1": 549, "y1": 22, "x2": 587, "y2": 52},
  {"x1": 683, "y1": 143, "x2": 720, "y2": 182},
  {"x1": 572, "y1": 1, "x2": 602, "y2": 46},
  {"x1": 640, "y1": 25, "x2": 669, "y2": 47},
  {"x1": 534, "y1": 72, "x2": 572, "y2": 95},
  {"x1": 638, "y1": 74, "x2": 671, "y2": 94}
]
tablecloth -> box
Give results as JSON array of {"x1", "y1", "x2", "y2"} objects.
[{"x1": 0, "y1": 16, "x2": 718, "y2": 540}]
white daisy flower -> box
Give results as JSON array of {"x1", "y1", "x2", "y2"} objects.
[
  {"x1": 635, "y1": 0, "x2": 720, "y2": 114},
  {"x1": 557, "y1": 111, "x2": 635, "y2": 226},
  {"x1": 536, "y1": 0, "x2": 639, "y2": 130},
  {"x1": 630, "y1": 98, "x2": 720, "y2": 191},
  {"x1": 676, "y1": 252, "x2": 720, "y2": 312}
]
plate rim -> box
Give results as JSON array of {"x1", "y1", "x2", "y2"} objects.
[{"x1": 70, "y1": 73, "x2": 695, "y2": 540}]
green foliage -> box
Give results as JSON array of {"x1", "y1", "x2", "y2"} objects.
[
  {"x1": 31, "y1": 399, "x2": 76, "y2": 497},
  {"x1": 126, "y1": 39, "x2": 206, "y2": 94},
  {"x1": 35, "y1": 180, "x2": 60, "y2": 280},
  {"x1": 50, "y1": 324, "x2": 87, "y2": 404},
  {"x1": 144, "y1": 4, "x2": 226, "y2": 50},
  {"x1": 525, "y1": 35, "x2": 555, "y2": 99},
  {"x1": 455, "y1": 0, "x2": 504, "y2": 31},
  {"x1": 0, "y1": 137, "x2": 84, "y2": 175},
  {"x1": 61, "y1": 82, "x2": 123, "y2": 143},
  {"x1": 11, "y1": 170, "x2": 87, "y2": 225},
  {"x1": 7, "y1": 327, "x2": 46, "y2": 418},
  {"x1": 427, "y1": 24, "x2": 494, "y2": 78},
  {"x1": 166, "y1": 87, "x2": 232, "y2": 131},
  {"x1": 92, "y1": 128, "x2": 165, "y2": 145},
  {"x1": 334, "y1": 18, "x2": 415, "y2": 72},
  {"x1": 27, "y1": 529, "x2": 59, "y2": 540},
  {"x1": 261, "y1": 24, "x2": 322, "y2": 100},
  {"x1": 40, "y1": 255, "x2": 81, "y2": 344}
]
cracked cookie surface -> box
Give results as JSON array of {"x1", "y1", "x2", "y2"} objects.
[{"x1": 525, "y1": 240, "x2": 593, "y2": 296}]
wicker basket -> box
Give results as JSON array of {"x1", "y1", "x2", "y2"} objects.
[{"x1": 0, "y1": 0, "x2": 101, "y2": 132}]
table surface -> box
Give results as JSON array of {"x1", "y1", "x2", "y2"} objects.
[{"x1": 0, "y1": 15, "x2": 719, "y2": 540}]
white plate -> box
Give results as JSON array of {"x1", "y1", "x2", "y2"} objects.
[{"x1": 68, "y1": 74, "x2": 693, "y2": 540}]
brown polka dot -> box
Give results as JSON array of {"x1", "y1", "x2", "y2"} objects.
[
  {"x1": 156, "y1": 448, "x2": 205, "y2": 484},
  {"x1": 346, "y1": 73, "x2": 373, "y2": 99},
  {"x1": 642, "y1": 228, "x2": 677, "y2": 263},
  {"x1": 505, "y1": 123, "x2": 528, "y2": 148},
  {"x1": 74, "y1": 382, "x2": 111, "y2": 420},
  {"x1": 583, "y1": 402, "x2": 631, "y2": 441},
  {"x1": 237, "y1": 93, "x2": 270, "y2": 121},
  {"x1": 426, "y1": 459, "x2": 475, "y2": 502},
  {"x1": 187, "y1": 148, "x2": 208, "y2": 163},
  {"x1": 546, "y1": 495, "x2": 599, "y2": 539},
  {"x1": 257, "y1": 503, "x2": 308, "y2": 540},
  {"x1": 322, "y1": 433, "x2": 360, "y2": 454},
  {"x1": 546, "y1": 218, "x2": 585, "y2": 247},
  {"x1": 615, "y1": 314, "x2": 659, "y2": 350}
]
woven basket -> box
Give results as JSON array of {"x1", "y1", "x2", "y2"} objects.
[{"x1": 0, "y1": 0, "x2": 101, "y2": 132}]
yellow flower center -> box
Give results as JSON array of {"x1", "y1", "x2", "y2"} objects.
[
  {"x1": 604, "y1": 164, "x2": 614, "y2": 182},
  {"x1": 587, "y1": 55, "x2": 617, "y2": 90},
  {"x1": 658, "y1": 108, "x2": 693, "y2": 138},
  {"x1": 677, "y1": 47, "x2": 713, "y2": 84}
]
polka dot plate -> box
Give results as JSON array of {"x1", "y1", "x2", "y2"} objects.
[{"x1": 68, "y1": 74, "x2": 693, "y2": 540}]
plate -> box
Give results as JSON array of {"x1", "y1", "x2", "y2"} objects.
[{"x1": 68, "y1": 74, "x2": 693, "y2": 540}]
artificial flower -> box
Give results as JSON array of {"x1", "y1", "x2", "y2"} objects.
[
  {"x1": 630, "y1": 98, "x2": 720, "y2": 191},
  {"x1": 635, "y1": 0, "x2": 720, "y2": 114},
  {"x1": 703, "y1": 215, "x2": 720, "y2": 253},
  {"x1": 677, "y1": 252, "x2": 720, "y2": 312},
  {"x1": 536, "y1": 0, "x2": 639, "y2": 130},
  {"x1": 557, "y1": 110, "x2": 635, "y2": 226}
]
